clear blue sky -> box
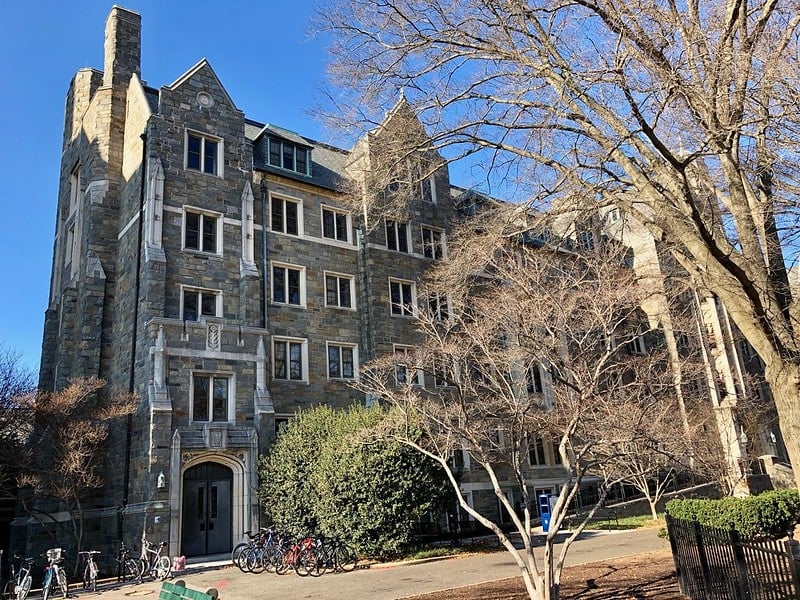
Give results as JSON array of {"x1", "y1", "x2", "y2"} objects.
[{"x1": 0, "y1": 1, "x2": 342, "y2": 373}]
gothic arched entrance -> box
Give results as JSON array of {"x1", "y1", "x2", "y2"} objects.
[{"x1": 181, "y1": 462, "x2": 233, "y2": 556}]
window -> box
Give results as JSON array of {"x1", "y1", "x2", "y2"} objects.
[
  {"x1": 526, "y1": 364, "x2": 543, "y2": 394},
  {"x1": 273, "y1": 338, "x2": 307, "y2": 381},
  {"x1": 274, "y1": 415, "x2": 292, "y2": 437},
  {"x1": 322, "y1": 207, "x2": 350, "y2": 242},
  {"x1": 267, "y1": 136, "x2": 310, "y2": 175},
  {"x1": 182, "y1": 287, "x2": 221, "y2": 321},
  {"x1": 183, "y1": 209, "x2": 220, "y2": 253},
  {"x1": 192, "y1": 374, "x2": 229, "y2": 422},
  {"x1": 394, "y1": 345, "x2": 421, "y2": 385},
  {"x1": 327, "y1": 343, "x2": 357, "y2": 379},
  {"x1": 421, "y1": 226, "x2": 445, "y2": 259},
  {"x1": 433, "y1": 359, "x2": 453, "y2": 387},
  {"x1": 325, "y1": 273, "x2": 354, "y2": 309},
  {"x1": 64, "y1": 223, "x2": 77, "y2": 269},
  {"x1": 420, "y1": 175, "x2": 434, "y2": 203},
  {"x1": 427, "y1": 293, "x2": 450, "y2": 321},
  {"x1": 69, "y1": 165, "x2": 80, "y2": 214},
  {"x1": 389, "y1": 278, "x2": 416, "y2": 316},
  {"x1": 577, "y1": 230, "x2": 595, "y2": 251},
  {"x1": 528, "y1": 434, "x2": 547, "y2": 466},
  {"x1": 271, "y1": 196, "x2": 301, "y2": 235},
  {"x1": 186, "y1": 132, "x2": 220, "y2": 175},
  {"x1": 385, "y1": 220, "x2": 410, "y2": 253},
  {"x1": 272, "y1": 263, "x2": 305, "y2": 306},
  {"x1": 626, "y1": 335, "x2": 647, "y2": 355}
]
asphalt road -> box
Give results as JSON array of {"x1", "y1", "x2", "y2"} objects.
[{"x1": 69, "y1": 528, "x2": 669, "y2": 600}]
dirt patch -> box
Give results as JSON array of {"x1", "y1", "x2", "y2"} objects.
[{"x1": 404, "y1": 548, "x2": 684, "y2": 599}]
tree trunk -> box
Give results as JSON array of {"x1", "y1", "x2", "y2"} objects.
[{"x1": 764, "y1": 361, "x2": 800, "y2": 490}]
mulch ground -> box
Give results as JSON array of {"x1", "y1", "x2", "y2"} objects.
[{"x1": 405, "y1": 548, "x2": 685, "y2": 599}]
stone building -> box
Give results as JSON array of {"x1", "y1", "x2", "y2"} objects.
[{"x1": 32, "y1": 6, "x2": 468, "y2": 558}]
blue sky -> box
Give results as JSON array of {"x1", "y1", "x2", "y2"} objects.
[{"x1": 0, "y1": 1, "x2": 341, "y2": 372}]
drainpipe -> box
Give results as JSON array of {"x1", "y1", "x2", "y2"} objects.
[
  {"x1": 260, "y1": 177, "x2": 269, "y2": 330},
  {"x1": 120, "y1": 128, "x2": 147, "y2": 541}
]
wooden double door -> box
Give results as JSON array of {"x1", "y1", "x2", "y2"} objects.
[{"x1": 181, "y1": 462, "x2": 232, "y2": 556}]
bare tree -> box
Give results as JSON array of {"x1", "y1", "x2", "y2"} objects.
[
  {"x1": 318, "y1": 0, "x2": 800, "y2": 489},
  {"x1": 17, "y1": 377, "x2": 135, "y2": 555},
  {"x1": 0, "y1": 345, "x2": 35, "y2": 498},
  {"x1": 354, "y1": 204, "x2": 697, "y2": 600}
]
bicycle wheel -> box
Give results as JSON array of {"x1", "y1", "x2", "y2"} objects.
[
  {"x1": 294, "y1": 547, "x2": 316, "y2": 577},
  {"x1": 334, "y1": 544, "x2": 358, "y2": 572},
  {"x1": 155, "y1": 555, "x2": 171, "y2": 581},
  {"x1": 231, "y1": 542, "x2": 248, "y2": 566},
  {"x1": 56, "y1": 568, "x2": 68, "y2": 598},
  {"x1": 17, "y1": 574, "x2": 32, "y2": 600},
  {"x1": 235, "y1": 546, "x2": 251, "y2": 572},
  {"x1": 91, "y1": 562, "x2": 98, "y2": 592},
  {"x1": 136, "y1": 559, "x2": 148, "y2": 582},
  {"x1": 244, "y1": 547, "x2": 264, "y2": 574},
  {"x1": 123, "y1": 558, "x2": 140, "y2": 582},
  {"x1": 41, "y1": 571, "x2": 52, "y2": 600}
]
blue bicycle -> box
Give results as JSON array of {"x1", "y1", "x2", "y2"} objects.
[{"x1": 41, "y1": 548, "x2": 67, "y2": 600}]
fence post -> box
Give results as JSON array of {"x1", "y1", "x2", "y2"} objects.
[
  {"x1": 666, "y1": 514, "x2": 688, "y2": 597},
  {"x1": 694, "y1": 520, "x2": 713, "y2": 597},
  {"x1": 729, "y1": 525, "x2": 751, "y2": 600},
  {"x1": 784, "y1": 529, "x2": 800, "y2": 596}
]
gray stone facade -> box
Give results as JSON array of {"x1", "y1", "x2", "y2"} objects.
[{"x1": 31, "y1": 6, "x2": 467, "y2": 558}]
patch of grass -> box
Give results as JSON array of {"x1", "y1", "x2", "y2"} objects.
[
  {"x1": 581, "y1": 514, "x2": 665, "y2": 531},
  {"x1": 404, "y1": 546, "x2": 462, "y2": 560}
]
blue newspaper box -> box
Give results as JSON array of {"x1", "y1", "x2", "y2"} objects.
[{"x1": 539, "y1": 494, "x2": 558, "y2": 533}]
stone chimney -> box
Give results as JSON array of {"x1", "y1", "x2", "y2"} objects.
[{"x1": 103, "y1": 6, "x2": 141, "y2": 89}]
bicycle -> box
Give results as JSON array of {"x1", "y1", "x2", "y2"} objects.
[
  {"x1": 78, "y1": 550, "x2": 100, "y2": 592},
  {"x1": 138, "y1": 537, "x2": 171, "y2": 582},
  {"x1": 115, "y1": 542, "x2": 140, "y2": 583},
  {"x1": 314, "y1": 536, "x2": 358, "y2": 575},
  {"x1": 40, "y1": 548, "x2": 67, "y2": 600},
  {"x1": 2, "y1": 554, "x2": 34, "y2": 600}
]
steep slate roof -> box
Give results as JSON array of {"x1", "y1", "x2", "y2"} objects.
[{"x1": 246, "y1": 119, "x2": 350, "y2": 192}]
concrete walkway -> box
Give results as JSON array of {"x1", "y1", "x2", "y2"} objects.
[{"x1": 74, "y1": 528, "x2": 669, "y2": 600}]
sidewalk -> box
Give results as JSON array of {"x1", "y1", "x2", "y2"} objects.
[{"x1": 78, "y1": 528, "x2": 669, "y2": 600}]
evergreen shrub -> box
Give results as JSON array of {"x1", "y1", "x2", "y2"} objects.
[
  {"x1": 666, "y1": 489, "x2": 800, "y2": 539},
  {"x1": 258, "y1": 404, "x2": 453, "y2": 559}
]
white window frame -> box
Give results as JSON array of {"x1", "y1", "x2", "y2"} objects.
[
  {"x1": 321, "y1": 205, "x2": 352, "y2": 243},
  {"x1": 180, "y1": 285, "x2": 222, "y2": 321},
  {"x1": 326, "y1": 342, "x2": 359, "y2": 380},
  {"x1": 69, "y1": 164, "x2": 80, "y2": 215},
  {"x1": 272, "y1": 336, "x2": 309, "y2": 382},
  {"x1": 270, "y1": 193, "x2": 303, "y2": 236},
  {"x1": 185, "y1": 130, "x2": 223, "y2": 177},
  {"x1": 420, "y1": 225, "x2": 445, "y2": 259},
  {"x1": 385, "y1": 219, "x2": 412, "y2": 253},
  {"x1": 427, "y1": 293, "x2": 450, "y2": 321},
  {"x1": 627, "y1": 334, "x2": 647, "y2": 355},
  {"x1": 433, "y1": 357, "x2": 455, "y2": 388},
  {"x1": 389, "y1": 278, "x2": 417, "y2": 317},
  {"x1": 182, "y1": 206, "x2": 222, "y2": 255},
  {"x1": 190, "y1": 372, "x2": 234, "y2": 423},
  {"x1": 528, "y1": 433, "x2": 548, "y2": 466},
  {"x1": 393, "y1": 345, "x2": 424, "y2": 386},
  {"x1": 324, "y1": 271, "x2": 355, "y2": 310},
  {"x1": 271, "y1": 261, "x2": 307, "y2": 307}
]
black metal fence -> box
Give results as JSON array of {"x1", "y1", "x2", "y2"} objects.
[{"x1": 666, "y1": 514, "x2": 800, "y2": 599}]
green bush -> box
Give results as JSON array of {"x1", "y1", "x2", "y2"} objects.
[
  {"x1": 666, "y1": 489, "x2": 800, "y2": 539},
  {"x1": 258, "y1": 404, "x2": 453, "y2": 559}
]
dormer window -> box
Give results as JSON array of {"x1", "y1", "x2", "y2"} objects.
[{"x1": 267, "y1": 136, "x2": 310, "y2": 176}]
